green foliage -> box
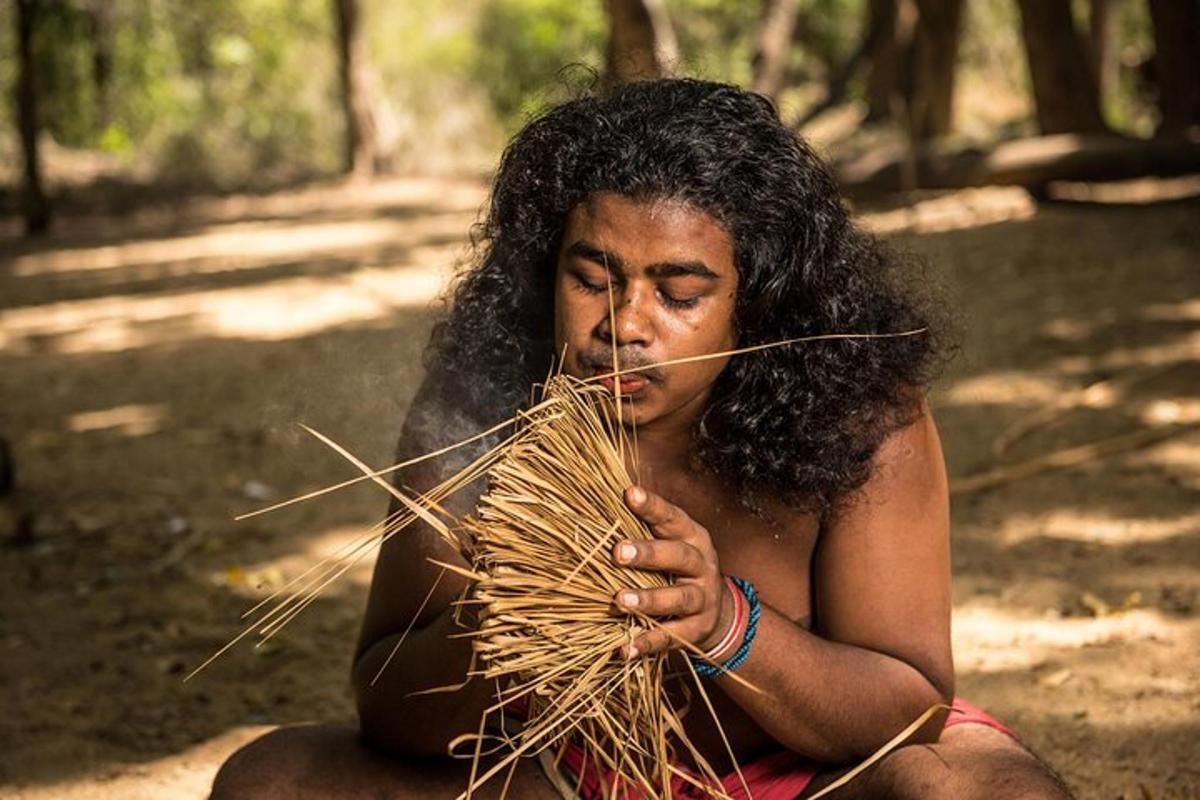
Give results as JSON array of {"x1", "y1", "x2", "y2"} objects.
[
  {"x1": 472, "y1": 0, "x2": 605, "y2": 130},
  {"x1": 31, "y1": 1, "x2": 103, "y2": 148},
  {"x1": 0, "y1": 0, "x2": 1173, "y2": 189},
  {"x1": 1107, "y1": 0, "x2": 1157, "y2": 135},
  {"x1": 0, "y1": 2, "x2": 13, "y2": 135},
  {"x1": 666, "y1": 0, "x2": 758, "y2": 85},
  {"x1": 13, "y1": 0, "x2": 338, "y2": 187},
  {"x1": 957, "y1": 0, "x2": 1034, "y2": 137},
  {"x1": 367, "y1": 0, "x2": 502, "y2": 171},
  {"x1": 799, "y1": 0, "x2": 866, "y2": 73}
]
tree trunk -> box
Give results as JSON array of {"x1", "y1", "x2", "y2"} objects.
[
  {"x1": 1087, "y1": 0, "x2": 1116, "y2": 103},
  {"x1": 84, "y1": 0, "x2": 112, "y2": 129},
  {"x1": 864, "y1": 0, "x2": 913, "y2": 122},
  {"x1": 604, "y1": 0, "x2": 677, "y2": 85},
  {"x1": 332, "y1": 0, "x2": 378, "y2": 178},
  {"x1": 1147, "y1": 0, "x2": 1200, "y2": 135},
  {"x1": 15, "y1": 0, "x2": 50, "y2": 235},
  {"x1": 791, "y1": 20, "x2": 874, "y2": 129},
  {"x1": 752, "y1": 0, "x2": 802, "y2": 99},
  {"x1": 837, "y1": 133, "x2": 1200, "y2": 196},
  {"x1": 908, "y1": 0, "x2": 963, "y2": 140},
  {"x1": 1015, "y1": 0, "x2": 1107, "y2": 134}
]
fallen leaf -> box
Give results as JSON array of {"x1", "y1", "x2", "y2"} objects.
[
  {"x1": 1039, "y1": 668, "x2": 1073, "y2": 688},
  {"x1": 1080, "y1": 591, "x2": 1112, "y2": 617}
]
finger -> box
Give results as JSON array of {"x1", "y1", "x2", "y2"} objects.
[
  {"x1": 615, "y1": 584, "x2": 705, "y2": 617},
  {"x1": 613, "y1": 538, "x2": 706, "y2": 577},
  {"x1": 626, "y1": 617, "x2": 704, "y2": 658},
  {"x1": 625, "y1": 485, "x2": 695, "y2": 540}
]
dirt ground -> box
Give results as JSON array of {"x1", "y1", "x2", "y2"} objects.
[{"x1": 1, "y1": 177, "x2": 1197, "y2": 800}]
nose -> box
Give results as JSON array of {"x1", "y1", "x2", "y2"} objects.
[{"x1": 594, "y1": 284, "x2": 653, "y2": 348}]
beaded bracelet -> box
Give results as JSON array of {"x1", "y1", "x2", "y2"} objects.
[{"x1": 689, "y1": 576, "x2": 760, "y2": 677}]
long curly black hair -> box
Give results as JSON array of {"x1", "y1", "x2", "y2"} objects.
[{"x1": 404, "y1": 78, "x2": 948, "y2": 515}]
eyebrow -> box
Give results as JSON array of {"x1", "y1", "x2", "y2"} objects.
[{"x1": 564, "y1": 240, "x2": 721, "y2": 281}]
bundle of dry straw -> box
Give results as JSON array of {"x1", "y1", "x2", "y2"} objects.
[
  {"x1": 215, "y1": 372, "x2": 741, "y2": 799},
  {"x1": 427, "y1": 375, "x2": 741, "y2": 799}
]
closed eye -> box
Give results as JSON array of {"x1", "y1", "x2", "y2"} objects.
[
  {"x1": 572, "y1": 273, "x2": 608, "y2": 294},
  {"x1": 658, "y1": 288, "x2": 700, "y2": 309}
]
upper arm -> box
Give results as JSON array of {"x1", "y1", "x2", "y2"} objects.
[
  {"x1": 812, "y1": 402, "x2": 954, "y2": 699},
  {"x1": 353, "y1": 379, "x2": 487, "y2": 662}
]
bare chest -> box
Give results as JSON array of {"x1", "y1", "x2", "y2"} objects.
[
  {"x1": 643, "y1": 471, "x2": 820, "y2": 627},
  {"x1": 641, "y1": 470, "x2": 820, "y2": 765}
]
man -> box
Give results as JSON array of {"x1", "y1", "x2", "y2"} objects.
[{"x1": 213, "y1": 79, "x2": 1074, "y2": 798}]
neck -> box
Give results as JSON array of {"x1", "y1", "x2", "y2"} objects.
[{"x1": 617, "y1": 405, "x2": 703, "y2": 487}]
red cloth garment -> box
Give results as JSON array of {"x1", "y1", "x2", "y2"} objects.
[{"x1": 551, "y1": 697, "x2": 1018, "y2": 799}]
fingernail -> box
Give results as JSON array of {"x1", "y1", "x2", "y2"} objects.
[
  {"x1": 619, "y1": 591, "x2": 639, "y2": 608},
  {"x1": 617, "y1": 543, "x2": 637, "y2": 563},
  {"x1": 629, "y1": 486, "x2": 646, "y2": 505},
  {"x1": 626, "y1": 643, "x2": 640, "y2": 659}
]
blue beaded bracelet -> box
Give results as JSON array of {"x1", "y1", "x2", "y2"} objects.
[{"x1": 689, "y1": 576, "x2": 760, "y2": 677}]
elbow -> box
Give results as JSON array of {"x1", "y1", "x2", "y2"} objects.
[
  {"x1": 355, "y1": 672, "x2": 458, "y2": 759},
  {"x1": 841, "y1": 673, "x2": 955, "y2": 762},
  {"x1": 351, "y1": 656, "x2": 448, "y2": 759},
  {"x1": 356, "y1": 699, "x2": 449, "y2": 759},
  {"x1": 891, "y1": 672, "x2": 955, "y2": 750}
]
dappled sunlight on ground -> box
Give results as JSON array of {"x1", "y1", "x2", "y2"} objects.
[
  {"x1": 1049, "y1": 331, "x2": 1200, "y2": 376},
  {"x1": 67, "y1": 403, "x2": 170, "y2": 437},
  {"x1": 1130, "y1": 434, "x2": 1200, "y2": 489},
  {"x1": 1144, "y1": 298, "x2": 1200, "y2": 322},
  {"x1": 213, "y1": 523, "x2": 380, "y2": 599},
  {"x1": 5, "y1": 726, "x2": 269, "y2": 800},
  {"x1": 1046, "y1": 173, "x2": 1200, "y2": 204},
  {"x1": 953, "y1": 605, "x2": 1181, "y2": 672},
  {"x1": 0, "y1": 266, "x2": 447, "y2": 354},
  {"x1": 940, "y1": 370, "x2": 1071, "y2": 407},
  {"x1": 10, "y1": 216, "x2": 469, "y2": 278},
  {"x1": 0, "y1": 178, "x2": 483, "y2": 355},
  {"x1": 858, "y1": 186, "x2": 1036, "y2": 235},
  {"x1": 1140, "y1": 398, "x2": 1200, "y2": 425},
  {"x1": 996, "y1": 510, "x2": 1200, "y2": 546}
]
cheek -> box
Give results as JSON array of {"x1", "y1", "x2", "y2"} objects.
[
  {"x1": 670, "y1": 306, "x2": 736, "y2": 352},
  {"x1": 553, "y1": 288, "x2": 565, "y2": 343},
  {"x1": 678, "y1": 362, "x2": 728, "y2": 395},
  {"x1": 556, "y1": 293, "x2": 585, "y2": 341},
  {"x1": 553, "y1": 280, "x2": 578, "y2": 342}
]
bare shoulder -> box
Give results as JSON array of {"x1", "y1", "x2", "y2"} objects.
[
  {"x1": 839, "y1": 399, "x2": 947, "y2": 527},
  {"x1": 814, "y1": 399, "x2": 953, "y2": 697},
  {"x1": 355, "y1": 378, "x2": 489, "y2": 658}
]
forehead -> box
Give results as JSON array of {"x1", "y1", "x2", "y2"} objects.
[{"x1": 560, "y1": 193, "x2": 736, "y2": 277}]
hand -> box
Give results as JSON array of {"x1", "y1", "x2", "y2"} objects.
[{"x1": 612, "y1": 485, "x2": 734, "y2": 658}]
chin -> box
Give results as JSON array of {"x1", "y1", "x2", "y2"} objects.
[{"x1": 598, "y1": 393, "x2": 653, "y2": 426}]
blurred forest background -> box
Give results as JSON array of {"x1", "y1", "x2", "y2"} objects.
[
  {"x1": 5, "y1": 0, "x2": 1200, "y2": 225},
  {"x1": 2, "y1": 2, "x2": 1199, "y2": 800}
]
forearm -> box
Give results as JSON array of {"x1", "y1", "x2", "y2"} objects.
[
  {"x1": 353, "y1": 605, "x2": 494, "y2": 757},
  {"x1": 715, "y1": 603, "x2": 953, "y2": 763}
]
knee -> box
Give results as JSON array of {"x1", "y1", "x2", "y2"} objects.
[
  {"x1": 869, "y1": 733, "x2": 1074, "y2": 800},
  {"x1": 210, "y1": 727, "x2": 314, "y2": 800}
]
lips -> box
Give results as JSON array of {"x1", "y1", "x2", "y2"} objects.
[
  {"x1": 598, "y1": 374, "x2": 648, "y2": 394},
  {"x1": 584, "y1": 355, "x2": 660, "y2": 395}
]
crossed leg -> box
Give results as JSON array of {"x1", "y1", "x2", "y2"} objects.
[
  {"x1": 212, "y1": 721, "x2": 1074, "y2": 799},
  {"x1": 210, "y1": 724, "x2": 562, "y2": 800},
  {"x1": 800, "y1": 723, "x2": 1075, "y2": 800}
]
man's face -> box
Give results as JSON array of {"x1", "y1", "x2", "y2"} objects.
[{"x1": 554, "y1": 193, "x2": 738, "y2": 431}]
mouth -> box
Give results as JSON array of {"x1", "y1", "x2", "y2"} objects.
[
  {"x1": 597, "y1": 373, "x2": 650, "y2": 395},
  {"x1": 584, "y1": 358, "x2": 658, "y2": 396}
]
